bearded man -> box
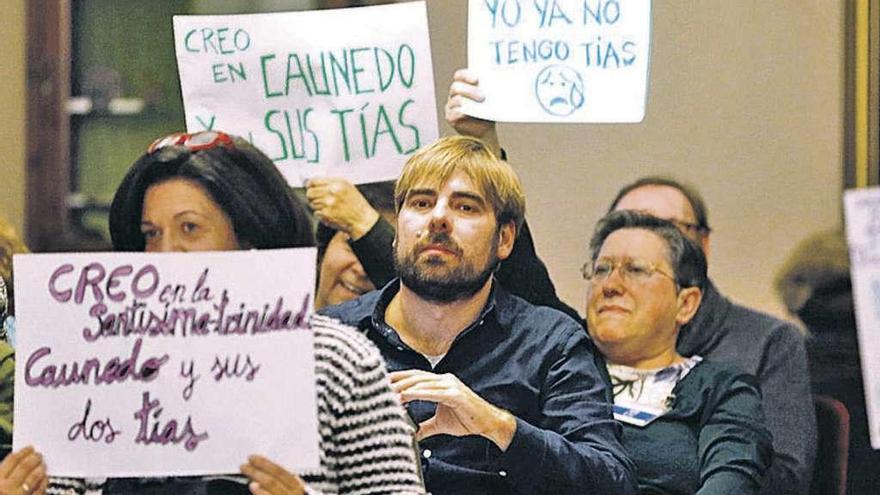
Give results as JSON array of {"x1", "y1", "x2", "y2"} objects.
[{"x1": 321, "y1": 136, "x2": 636, "y2": 495}]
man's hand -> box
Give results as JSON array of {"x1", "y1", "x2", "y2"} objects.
[
  {"x1": 240, "y1": 455, "x2": 306, "y2": 495},
  {"x1": 445, "y1": 69, "x2": 501, "y2": 157},
  {"x1": 0, "y1": 447, "x2": 47, "y2": 495},
  {"x1": 305, "y1": 178, "x2": 380, "y2": 240},
  {"x1": 390, "y1": 370, "x2": 516, "y2": 450}
]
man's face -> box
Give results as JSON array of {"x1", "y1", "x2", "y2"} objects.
[
  {"x1": 614, "y1": 185, "x2": 705, "y2": 247},
  {"x1": 394, "y1": 170, "x2": 514, "y2": 303},
  {"x1": 586, "y1": 228, "x2": 686, "y2": 365}
]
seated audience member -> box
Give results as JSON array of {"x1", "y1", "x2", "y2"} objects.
[
  {"x1": 446, "y1": 68, "x2": 816, "y2": 495},
  {"x1": 775, "y1": 229, "x2": 857, "y2": 388},
  {"x1": 1, "y1": 216, "x2": 30, "y2": 462},
  {"x1": 586, "y1": 210, "x2": 772, "y2": 493},
  {"x1": 776, "y1": 229, "x2": 879, "y2": 495},
  {"x1": 308, "y1": 179, "x2": 396, "y2": 309},
  {"x1": 47, "y1": 130, "x2": 423, "y2": 494},
  {"x1": 0, "y1": 216, "x2": 29, "y2": 346},
  {"x1": 607, "y1": 177, "x2": 815, "y2": 493},
  {"x1": 306, "y1": 177, "x2": 577, "y2": 319},
  {"x1": 322, "y1": 136, "x2": 637, "y2": 495}
]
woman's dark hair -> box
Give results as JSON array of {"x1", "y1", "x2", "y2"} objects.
[{"x1": 109, "y1": 133, "x2": 314, "y2": 251}]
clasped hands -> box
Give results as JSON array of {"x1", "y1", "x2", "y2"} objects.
[
  {"x1": 390, "y1": 370, "x2": 516, "y2": 451},
  {"x1": 239, "y1": 370, "x2": 518, "y2": 495}
]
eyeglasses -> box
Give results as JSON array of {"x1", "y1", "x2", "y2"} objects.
[
  {"x1": 581, "y1": 258, "x2": 677, "y2": 285},
  {"x1": 147, "y1": 131, "x2": 234, "y2": 154}
]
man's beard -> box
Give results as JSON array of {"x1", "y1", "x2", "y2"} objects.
[{"x1": 394, "y1": 231, "x2": 499, "y2": 303}]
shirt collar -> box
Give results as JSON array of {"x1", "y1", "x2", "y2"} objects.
[{"x1": 367, "y1": 278, "x2": 500, "y2": 350}]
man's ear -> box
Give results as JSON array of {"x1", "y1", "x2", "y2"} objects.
[
  {"x1": 496, "y1": 221, "x2": 516, "y2": 261},
  {"x1": 675, "y1": 286, "x2": 703, "y2": 327}
]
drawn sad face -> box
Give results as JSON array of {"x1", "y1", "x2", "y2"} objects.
[{"x1": 535, "y1": 65, "x2": 585, "y2": 117}]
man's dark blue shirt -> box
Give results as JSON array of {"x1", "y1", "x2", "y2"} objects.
[{"x1": 320, "y1": 280, "x2": 636, "y2": 495}]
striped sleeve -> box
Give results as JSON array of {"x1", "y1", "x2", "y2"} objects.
[
  {"x1": 47, "y1": 316, "x2": 425, "y2": 495},
  {"x1": 46, "y1": 477, "x2": 88, "y2": 494},
  {"x1": 305, "y1": 316, "x2": 424, "y2": 495}
]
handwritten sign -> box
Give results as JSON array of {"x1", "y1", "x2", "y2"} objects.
[
  {"x1": 173, "y1": 2, "x2": 438, "y2": 186},
  {"x1": 464, "y1": 0, "x2": 651, "y2": 123},
  {"x1": 12, "y1": 249, "x2": 320, "y2": 477},
  {"x1": 844, "y1": 188, "x2": 880, "y2": 449}
]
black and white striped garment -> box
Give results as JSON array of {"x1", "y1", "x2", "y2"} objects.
[{"x1": 47, "y1": 315, "x2": 425, "y2": 495}]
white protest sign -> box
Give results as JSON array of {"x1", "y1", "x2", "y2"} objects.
[
  {"x1": 13, "y1": 249, "x2": 320, "y2": 477},
  {"x1": 173, "y1": 2, "x2": 438, "y2": 187},
  {"x1": 844, "y1": 187, "x2": 880, "y2": 449},
  {"x1": 465, "y1": 0, "x2": 651, "y2": 123}
]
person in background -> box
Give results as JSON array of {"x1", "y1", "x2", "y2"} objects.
[
  {"x1": 586, "y1": 210, "x2": 772, "y2": 493},
  {"x1": 322, "y1": 136, "x2": 637, "y2": 495},
  {"x1": 0, "y1": 215, "x2": 28, "y2": 457},
  {"x1": 0, "y1": 216, "x2": 48, "y2": 495},
  {"x1": 776, "y1": 228, "x2": 879, "y2": 495},
  {"x1": 46, "y1": 130, "x2": 424, "y2": 495},
  {"x1": 0, "y1": 216, "x2": 29, "y2": 346},
  {"x1": 446, "y1": 68, "x2": 816, "y2": 495},
  {"x1": 308, "y1": 180, "x2": 396, "y2": 310}
]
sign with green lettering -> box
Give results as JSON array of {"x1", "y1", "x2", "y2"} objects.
[{"x1": 173, "y1": 2, "x2": 438, "y2": 186}]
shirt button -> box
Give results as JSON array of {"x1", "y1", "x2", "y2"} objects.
[
  {"x1": 499, "y1": 470, "x2": 507, "y2": 477},
  {"x1": 422, "y1": 449, "x2": 432, "y2": 458}
]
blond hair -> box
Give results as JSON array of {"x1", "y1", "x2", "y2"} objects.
[{"x1": 395, "y1": 136, "x2": 526, "y2": 233}]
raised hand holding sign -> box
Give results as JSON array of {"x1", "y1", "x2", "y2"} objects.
[{"x1": 464, "y1": 0, "x2": 652, "y2": 123}]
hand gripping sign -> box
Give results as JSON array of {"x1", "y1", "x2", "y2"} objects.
[{"x1": 12, "y1": 249, "x2": 319, "y2": 477}]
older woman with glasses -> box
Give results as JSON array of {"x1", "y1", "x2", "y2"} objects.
[
  {"x1": 48, "y1": 131, "x2": 424, "y2": 495},
  {"x1": 584, "y1": 210, "x2": 772, "y2": 495}
]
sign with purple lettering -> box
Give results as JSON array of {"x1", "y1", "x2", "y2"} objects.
[
  {"x1": 845, "y1": 188, "x2": 880, "y2": 449},
  {"x1": 464, "y1": 0, "x2": 651, "y2": 123},
  {"x1": 12, "y1": 249, "x2": 320, "y2": 477},
  {"x1": 173, "y1": 2, "x2": 438, "y2": 187}
]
